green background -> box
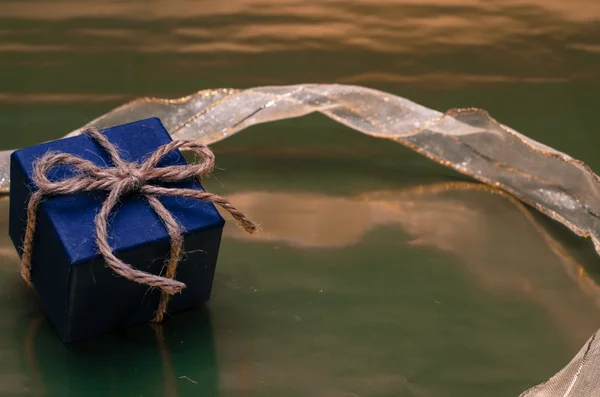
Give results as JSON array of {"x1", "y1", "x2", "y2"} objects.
[{"x1": 0, "y1": 1, "x2": 600, "y2": 396}]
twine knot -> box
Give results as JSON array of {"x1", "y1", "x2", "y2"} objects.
[
  {"x1": 20, "y1": 127, "x2": 258, "y2": 322},
  {"x1": 116, "y1": 163, "x2": 146, "y2": 193}
]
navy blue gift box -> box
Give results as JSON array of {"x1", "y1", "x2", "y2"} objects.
[{"x1": 9, "y1": 118, "x2": 225, "y2": 343}]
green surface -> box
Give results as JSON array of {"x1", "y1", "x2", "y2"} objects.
[{"x1": 1, "y1": 1, "x2": 600, "y2": 396}]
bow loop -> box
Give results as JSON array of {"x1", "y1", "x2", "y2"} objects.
[{"x1": 32, "y1": 151, "x2": 104, "y2": 194}]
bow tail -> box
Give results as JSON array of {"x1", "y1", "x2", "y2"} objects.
[
  {"x1": 146, "y1": 195, "x2": 184, "y2": 322},
  {"x1": 20, "y1": 190, "x2": 44, "y2": 286},
  {"x1": 95, "y1": 185, "x2": 187, "y2": 297},
  {"x1": 141, "y1": 185, "x2": 259, "y2": 234}
]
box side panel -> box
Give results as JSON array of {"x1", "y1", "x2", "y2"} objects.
[
  {"x1": 9, "y1": 152, "x2": 72, "y2": 341},
  {"x1": 33, "y1": 208, "x2": 73, "y2": 342},
  {"x1": 65, "y1": 232, "x2": 172, "y2": 342},
  {"x1": 65, "y1": 222, "x2": 224, "y2": 342},
  {"x1": 168, "y1": 224, "x2": 225, "y2": 312}
]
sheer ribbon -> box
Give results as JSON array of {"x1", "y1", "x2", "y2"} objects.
[{"x1": 3, "y1": 84, "x2": 599, "y2": 396}]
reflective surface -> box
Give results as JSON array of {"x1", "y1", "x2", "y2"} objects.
[{"x1": 1, "y1": 1, "x2": 600, "y2": 396}]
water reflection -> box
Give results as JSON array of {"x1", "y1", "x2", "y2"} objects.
[
  {"x1": 223, "y1": 182, "x2": 600, "y2": 346},
  {"x1": 23, "y1": 308, "x2": 217, "y2": 397},
  {"x1": 2, "y1": 180, "x2": 600, "y2": 395}
]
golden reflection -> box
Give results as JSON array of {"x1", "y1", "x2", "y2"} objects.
[
  {"x1": 8, "y1": 181, "x2": 600, "y2": 395},
  {"x1": 150, "y1": 324, "x2": 178, "y2": 397},
  {"x1": 0, "y1": 0, "x2": 598, "y2": 70},
  {"x1": 0, "y1": 92, "x2": 131, "y2": 105},
  {"x1": 568, "y1": 43, "x2": 600, "y2": 53},
  {"x1": 340, "y1": 72, "x2": 571, "y2": 86},
  {"x1": 6, "y1": 181, "x2": 600, "y2": 351},
  {"x1": 222, "y1": 182, "x2": 600, "y2": 346},
  {"x1": 0, "y1": 0, "x2": 598, "y2": 22},
  {"x1": 4, "y1": 181, "x2": 600, "y2": 346}
]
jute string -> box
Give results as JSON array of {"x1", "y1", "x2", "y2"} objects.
[{"x1": 20, "y1": 127, "x2": 258, "y2": 322}]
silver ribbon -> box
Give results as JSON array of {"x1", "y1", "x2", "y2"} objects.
[{"x1": 3, "y1": 84, "x2": 600, "y2": 396}]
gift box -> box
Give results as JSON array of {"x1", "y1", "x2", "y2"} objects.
[{"x1": 9, "y1": 118, "x2": 225, "y2": 343}]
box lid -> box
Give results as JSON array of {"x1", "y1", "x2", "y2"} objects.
[{"x1": 10, "y1": 117, "x2": 224, "y2": 265}]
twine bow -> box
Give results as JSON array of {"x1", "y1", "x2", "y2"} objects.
[{"x1": 20, "y1": 127, "x2": 258, "y2": 322}]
